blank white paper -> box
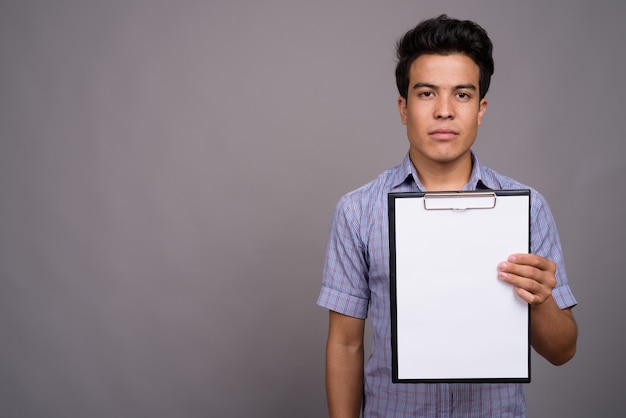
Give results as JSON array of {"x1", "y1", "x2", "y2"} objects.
[{"x1": 391, "y1": 191, "x2": 530, "y2": 382}]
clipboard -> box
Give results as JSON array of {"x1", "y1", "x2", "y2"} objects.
[{"x1": 388, "y1": 190, "x2": 531, "y2": 383}]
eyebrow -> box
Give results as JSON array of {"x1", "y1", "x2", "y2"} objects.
[{"x1": 411, "y1": 82, "x2": 477, "y2": 91}]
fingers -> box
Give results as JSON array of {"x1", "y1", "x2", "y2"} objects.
[
  {"x1": 506, "y1": 253, "x2": 556, "y2": 273},
  {"x1": 498, "y1": 254, "x2": 556, "y2": 305}
]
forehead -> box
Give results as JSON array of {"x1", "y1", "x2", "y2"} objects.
[{"x1": 409, "y1": 53, "x2": 480, "y2": 85}]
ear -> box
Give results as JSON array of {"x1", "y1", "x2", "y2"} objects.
[
  {"x1": 398, "y1": 96, "x2": 408, "y2": 125},
  {"x1": 477, "y1": 98, "x2": 488, "y2": 126}
]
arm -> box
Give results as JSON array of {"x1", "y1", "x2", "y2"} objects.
[
  {"x1": 498, "y1": 253, "x2": 577, "y2": 365},
  {"x1": 326, "y1": 310, "x2": 365, "y2": 418}
]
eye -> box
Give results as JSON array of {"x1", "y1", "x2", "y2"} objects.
[
  {"x1": 456, "y1": 92, "x2": 471, "y2": 100},
  {"x1": 418, "y1": 91, "x2": 434, "y2": 98}
]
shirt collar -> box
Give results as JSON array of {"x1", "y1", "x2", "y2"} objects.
[
  {"x1": 392, "y1": 152, "x2": 495, "y2": 191},
  {"x1": 391, "y1": 153, "x2": 421, "y2": 190}
]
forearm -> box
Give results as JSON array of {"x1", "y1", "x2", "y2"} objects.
[
  {"x1": 326, "y1": 341, "x2": 364, "y2": 418},
  {"x1": 498, "y1": 254, "x2": 578, "y2": 365},
  {"x1": 531, "y1": 297, "x2": 577, "y2": 365}
]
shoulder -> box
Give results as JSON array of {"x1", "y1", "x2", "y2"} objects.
[
  {"x1": 337, "y1": 164, "x2": 400, "y2": 210},
  {"x1": 480, "y1": 164, "x2": 551, "y2": 213}
]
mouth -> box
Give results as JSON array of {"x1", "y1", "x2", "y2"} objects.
[{"x1": 429, "y1": 129, "x2": 459, "y2": 140}]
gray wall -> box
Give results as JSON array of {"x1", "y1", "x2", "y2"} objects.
[{"x1": 1, "y1": 1, "x2": 624, "y2": 417}]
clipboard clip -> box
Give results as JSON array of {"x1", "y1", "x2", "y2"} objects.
[{"x1": 423, "y1": 192, "x2": 497, "y2": 211}]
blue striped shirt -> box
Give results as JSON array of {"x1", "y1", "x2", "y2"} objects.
[{"x1": 317, "y1": 153, "x2": 577, "y2": 417}]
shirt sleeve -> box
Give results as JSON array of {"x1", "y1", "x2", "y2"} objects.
[
  {"x1": 531, "y1": 192, "x2": 578, "y2": 309},
  {"x1": 316, "y1": 193, "x2": 371, "y2": 319}
]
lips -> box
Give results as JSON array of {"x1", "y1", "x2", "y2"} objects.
[{"x1": 429, "y1": 128, "x2": 459, "y2": 140}]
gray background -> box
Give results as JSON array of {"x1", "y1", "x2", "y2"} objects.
[{"x1": 1, "y1": 0, "x2": 624, "y2": 417}]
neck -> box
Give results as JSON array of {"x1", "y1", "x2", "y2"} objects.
[{"x1": 410, "y1": 152, "x2": 473, "y2": 192}]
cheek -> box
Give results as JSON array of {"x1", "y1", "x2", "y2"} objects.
[{"x1": 406, "y1": 108, "x2": 427, "y2": 126}]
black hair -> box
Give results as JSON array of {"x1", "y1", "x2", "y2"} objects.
[{"x1": 395, "y1": 14, "x2": 494, "y2": 100}]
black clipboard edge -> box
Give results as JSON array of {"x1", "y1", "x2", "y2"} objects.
[
  {"x1": 393, "y1": 377, "x2": 531, "y2": 384},
  {"x1": 388, "y1": 189, "x2": 532, "y2": 384}
]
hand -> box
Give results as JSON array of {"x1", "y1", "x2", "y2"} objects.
[{"x1": 497, "y1": 253, "x2": 557, "y2": 306}]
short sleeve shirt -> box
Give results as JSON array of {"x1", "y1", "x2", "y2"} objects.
[{"x1": 317, "y1": 153, "x2": 577, "y2": 418}]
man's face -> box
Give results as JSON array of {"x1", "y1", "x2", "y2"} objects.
[{"x1": 398, "y1": 53, "x2": 488, "y2": 170}]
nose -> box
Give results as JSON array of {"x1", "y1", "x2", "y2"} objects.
[{"x1": 435, "y1": 97, "x2": 454, "y2": 119}]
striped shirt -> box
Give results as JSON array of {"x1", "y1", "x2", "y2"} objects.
[{"x1": 317, "y1": 153, "x2": 577, "y2": 417}]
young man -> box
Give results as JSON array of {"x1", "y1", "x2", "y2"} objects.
[{"x1": 317, "y1": 15, "x2": 577, "y2": 417}]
